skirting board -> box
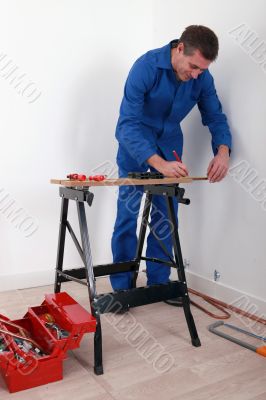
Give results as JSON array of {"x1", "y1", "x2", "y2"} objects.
[
  {"x1": 0, "y1": 270, "x2": 55, "y2": 293},
  {"x1": 185, "y1": 270, "x2": 266, "y2": 318},
  {"x1": 0, "y1": 269, "x2": 265, "y2": 318}
]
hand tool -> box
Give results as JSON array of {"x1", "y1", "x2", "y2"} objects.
[
  {"x1": 0, "y1": 318, "x2": 30, "y2": 338},
  {"x1": 128, "y1": 172, "x2": 164, "y2": 179},
  {"x1": 208, "y1": 321, "x2": 266, "y2": 357},
  {"x1": 0, "y1": 327, "x2": 45, "y2": 354},
  {"x1": 88, "y1": 175, "x2": 106, "y2": 181},
  {"x1": 67, "y1": 174, "x2": 87, "y2": 181},
  {"x1": 45, "y1": 322, "x2": 69, "y2": 339},
  {"x1": 220, "y1": 322, "x2": 266, "y2": 341},
  {"x1": 14, "y1": 353, "x2": 26, "y2": 364},
  {"x1": 14, "y1": 338, "x2": 44, "y2": 357},
  {"x1": 39, "y1": 313, "x2": 55, "y2": 324},
  {"x1": 0, "y1": 337, "x2": 8, "y2": 352}
]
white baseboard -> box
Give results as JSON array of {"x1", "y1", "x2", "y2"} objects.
[
  {"x1": 185, "y1": 270, "x2": 266, "y2": 317},
  {"x1": 1, "y1": 269, "x2": 265, "y2": 318},
  {"x1": 0, "y1": 270, "x2": 55, "y2": 292}
]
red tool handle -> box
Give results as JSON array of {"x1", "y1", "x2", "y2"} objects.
[
  {"x1": 88, "y1": 175, "x2": 106, "y2": 182},
  {"x1": 67, "y1": 174, "x2": 87, "y2": 181}
]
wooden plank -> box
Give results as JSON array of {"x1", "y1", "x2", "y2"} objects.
[{"x1": 50, "y1": 176, "x2": 208, "y2": 187}]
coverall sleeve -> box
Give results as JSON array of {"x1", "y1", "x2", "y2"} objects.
[
  {"x1": 116, "y1": 59, "x2": 158, "y2": 166},
  {"x1": 197, "y1": 70, "x2": 232, "y2": 155}
]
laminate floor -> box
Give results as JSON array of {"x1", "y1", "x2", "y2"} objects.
[{"x1": 0, "y1": 277, "x2": 265, "y2": 400}]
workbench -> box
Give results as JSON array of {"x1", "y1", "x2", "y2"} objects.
[{"x1": 51, "y1": 176, "x2": 205, "y2": 374}]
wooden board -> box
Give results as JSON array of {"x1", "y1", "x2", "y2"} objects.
[{"x1": 50, "y1": 176, "x2": 208, "y2": 187}]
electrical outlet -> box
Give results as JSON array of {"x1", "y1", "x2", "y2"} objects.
[
  {"x1": 214, "y1": 269, "x2": 221, "y2": 281},
  {"x1": 183, "y1": 258, "x2": 190, "y2": 269}
]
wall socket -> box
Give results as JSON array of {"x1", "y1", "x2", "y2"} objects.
[
  {"x1": 214, "y1": 269, "x2": 221, "y2": 281},
  {"x1": 183, "y1": 258, "x2": 190, "y2": 269}
]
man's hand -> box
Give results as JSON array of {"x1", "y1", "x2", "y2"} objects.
[
  {"x1": 207, "y1": 145, "x2": 230, "y2": 183},
  {"x1": 147, "y1": 154, "x2": 189, "y2": 177}
]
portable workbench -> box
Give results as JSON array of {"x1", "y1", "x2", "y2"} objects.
[{"x1": 50, "y1": 176, "x2": 206, "y2": 374}]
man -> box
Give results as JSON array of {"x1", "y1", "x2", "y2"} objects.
[{"x1": 111, "y1": 25, "x2": 232, "y2": 293}]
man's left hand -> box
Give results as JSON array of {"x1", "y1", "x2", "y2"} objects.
[{"x1": 207, "y1": 145, "x2": 230, "y2": 183}]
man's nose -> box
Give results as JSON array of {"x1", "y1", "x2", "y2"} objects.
[{"x1": 191, "y1": 70, "x2": 201, "y2": 79}]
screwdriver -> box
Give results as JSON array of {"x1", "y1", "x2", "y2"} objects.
[
  {"x1": 88, "y1": 175, "x2": 106, "y2": 182},
  {"x1": 67, "y1": 174, "x2": 87, "y2": 181}
]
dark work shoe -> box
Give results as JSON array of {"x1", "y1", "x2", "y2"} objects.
[{"x1": 164, "y1": 297, "x2": 183, "y2": 307}]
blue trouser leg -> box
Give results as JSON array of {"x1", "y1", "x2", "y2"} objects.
[
  {"x1": 111, "y1": 146, "x2": 180, "y2": 290},
  {"x1": 146, "y1": 194, "x2": 178, "y2": 285},
  {"x1": 111, "y1": 178, "x2": 179, "y2": 289},
  {"x1": 111, "y1": 178, "x2": 144, "y2": 290}
]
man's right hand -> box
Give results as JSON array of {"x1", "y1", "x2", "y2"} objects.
[{"x1": 147, "y1": 154, "x2": 189, "y2": 177}]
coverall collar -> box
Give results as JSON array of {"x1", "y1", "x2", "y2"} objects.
[{"x1": 155, "y1": 40, "x2": 179, "y2": 70}]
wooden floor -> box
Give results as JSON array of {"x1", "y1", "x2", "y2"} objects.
[{"x1": 0, "y1": 277, "x2": 265, "y2": 399}]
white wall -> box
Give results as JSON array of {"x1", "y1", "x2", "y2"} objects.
[
  {"x1": 0, "y1": 0, "x2": 153, "y2": 290},
  {"x1": 153, "y1": 0, "x2": 266, "y2": 313}
]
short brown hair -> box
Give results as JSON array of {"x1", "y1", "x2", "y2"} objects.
[{"x1": 179, "y1": 25, "x2": 219, "y2": 61}]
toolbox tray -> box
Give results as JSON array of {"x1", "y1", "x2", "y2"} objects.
[
  {"x1": 0, "y1": 292, "x2": 96, "y2": 393},
  {"x1": 28, "y1": 292, "x2": 96, "y2": 351}
]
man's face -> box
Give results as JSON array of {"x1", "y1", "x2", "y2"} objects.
[{"x1": 172, "y1": 43, "x2": 211, "y2": 81}]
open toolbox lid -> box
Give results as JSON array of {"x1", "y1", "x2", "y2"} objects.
[
  {"x1": 26, "y1": 291, "x2": 97, "y2": 352},
  {"x1": 44, "y1": 292, "x2": 96, "y2": 332}
]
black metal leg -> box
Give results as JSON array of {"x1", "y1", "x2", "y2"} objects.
[
  {"x1": 53, "y1": 184, "x2": 201, "y2": 377},
  {"x1": 54, "y1": 197, "x2": 69, "y2": 293},
  {"x1": 182, "y1": 297, "x2": 201, "y2": 347},
  {"x1": 93, "y1": 316, "x2": 103, "y2": 375},
  {"x1": 76, "y1": 201, "x2": 104, "y2": 374},
  {"x1": 131, "y1": 192, "x2": 153, "y2": 288},
  {"x1": 166, "y1": 197, "x2": 201, "y2": 347}
]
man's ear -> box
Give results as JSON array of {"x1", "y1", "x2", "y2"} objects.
[{"x1": 177, "y1": 42, "x2": 184, "y2": 54}]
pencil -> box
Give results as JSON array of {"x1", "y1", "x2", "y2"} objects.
[{"x1": 173, "y1": 150, "x2": 182, "y2": 163}]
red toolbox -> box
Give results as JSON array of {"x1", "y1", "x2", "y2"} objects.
[
  {"x1": 0, "y1": 292, "x2": 96, "y2": 393},
  {"x1": 28, "y1": 292, "x2": 96, "y2": 351}
]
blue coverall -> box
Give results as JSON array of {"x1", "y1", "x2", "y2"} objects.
[{"x1": 111, "y1": 40, "x2": 232, "y2": 290}]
